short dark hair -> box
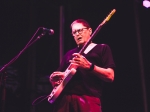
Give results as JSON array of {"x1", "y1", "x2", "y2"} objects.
[{"x1": 70, "y1": 19, "x2": 91, "y2": 29}]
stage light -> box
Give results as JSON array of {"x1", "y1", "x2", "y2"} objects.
[{"x1": 143, "y1": 0, "x2": 150, "y2": 8}]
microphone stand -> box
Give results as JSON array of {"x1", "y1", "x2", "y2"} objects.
[{"x1": 0, "y1": 27, "x2": 47, "y2": 112}]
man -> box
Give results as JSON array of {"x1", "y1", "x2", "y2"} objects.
[{"x1": 50, "y1": 19, "x2": 115, "y2": 112}]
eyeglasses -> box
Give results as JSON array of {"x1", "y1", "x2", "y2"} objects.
[{"x1": 72, "y1": 28, "x2": 88, "y2": 36}]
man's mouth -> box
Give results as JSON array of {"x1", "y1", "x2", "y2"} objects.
[{"x1": 77, "y1": 37, "x2": 82, "y2": 41}]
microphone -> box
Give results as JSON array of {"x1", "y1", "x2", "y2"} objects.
[{"x1": 43, "y1": 27, "x2": 54, "y2": 35}]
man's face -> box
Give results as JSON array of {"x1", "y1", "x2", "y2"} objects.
[{"x1": 71, "y1": 23, "x2": 92, "y2": 46}]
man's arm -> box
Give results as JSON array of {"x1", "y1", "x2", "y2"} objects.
[
  {"x1": 70, "y1": 53, "x2": 115, "y2": 82},
  {"x1": 89, "y1": 63, "x2": 114, "y2": 82}
]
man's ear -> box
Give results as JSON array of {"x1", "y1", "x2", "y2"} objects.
[{"x1": 89, "y1": 28, "x2": 92, "y2": 35}]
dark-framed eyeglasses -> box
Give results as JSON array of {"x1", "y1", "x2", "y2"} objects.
[{"x1": 72, "y1": 28, "x2": 88, "y2": 36}]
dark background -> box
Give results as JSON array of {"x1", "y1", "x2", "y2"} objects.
[{"x1": 0, "y1": 0, "x2": 150, "y2": 112}]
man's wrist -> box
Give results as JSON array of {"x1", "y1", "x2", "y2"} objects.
[{"x1": 88, "y1": 63, "x2": 95, "y2": 71}]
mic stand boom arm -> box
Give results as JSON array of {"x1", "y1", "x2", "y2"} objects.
[{"x1": 0, "y1": 27, "x2": 47, "y2": 112}]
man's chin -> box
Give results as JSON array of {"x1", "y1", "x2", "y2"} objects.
[{"x1": 77, "y1": 42, "x2": 85, "y2": 47}]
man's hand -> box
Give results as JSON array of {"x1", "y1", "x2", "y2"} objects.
[
  {"x1": 69, "y1": 53, "x2": 91, "y2": 70},
  {"x1": 49, "y1": 71, "x2": 65, "y2": 87}
]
